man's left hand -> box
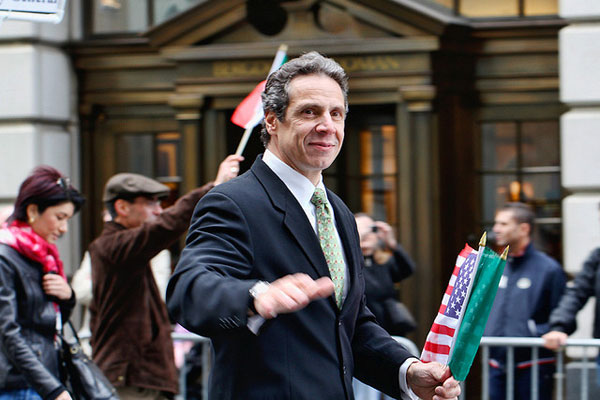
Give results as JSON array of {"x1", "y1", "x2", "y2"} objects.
[{"x1": 407, "y1": 361, "x2": 461, "y2": 400}]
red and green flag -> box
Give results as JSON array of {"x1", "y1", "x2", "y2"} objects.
[
  {"x1": 448, "y1": 244, "x2": 507, "y2": 380},
  {"x1": 421, "y1": 233, "x2": 507, "y2": 382},
  {"x1": 231, "y1": 44, "x2": 288, "y2": 155},
  {"x1": 231, "y1": 44, "x2": 288, "y2": 131}
]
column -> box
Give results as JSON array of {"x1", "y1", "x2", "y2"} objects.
[
  {"x1": 559, "y1": 0, "x2": 600, "y2": 343},
  {"x1": 0, "y1": 6, "x2": 82, "y2": 274},
  {"x1": 397, "y1": 86, "x2": 441, "y2": 341}
]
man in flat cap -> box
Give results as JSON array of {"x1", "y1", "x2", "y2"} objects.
[{"x1": 88, "y1": 154, "x2": 243, "y2": 400}]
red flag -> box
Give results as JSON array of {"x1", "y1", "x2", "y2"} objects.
[
  {"x1": 231, "y1": 45, "x2": 287, "y2": 155},
  {"x1": 231, "y1": 80, "x2": 266, "y2": 130},
  {"x1": 421, "y1": 244, "x2": 478, "y2": 364}
]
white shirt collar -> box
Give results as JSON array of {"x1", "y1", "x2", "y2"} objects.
[
  {"x1": 261, "y1": 150, "x2": 348, "y2": 302},
  {"x1": 262, "y1": 149, "x2": 325, "y2": 208}
]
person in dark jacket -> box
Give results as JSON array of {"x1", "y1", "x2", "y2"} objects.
[
  {"x1": 88, "y1": 154, "x2": 242, "y2": 400},
  {"x1": 354, "y1": 213, "x2": 416, "y2": 335},
  {"x1": 543, "y1": 205, "x2": 600, "y2": 383},
  {"x1": 484, "y1": 202, "x2": 566, "y2": 400},
  {"x1": 0, "y1": 166, "x2": 84, "y2": 400},
  {"x1": 353, "y1": 213, "x2": 416, "y2": 400}
]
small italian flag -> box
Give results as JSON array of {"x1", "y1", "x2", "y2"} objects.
[{"x1": 231, "y1": 44, "x2": 288, "y2": 131}]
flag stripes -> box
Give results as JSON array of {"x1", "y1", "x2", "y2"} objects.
[
  {"x1": 230, "y1": 80, "x2": 267, "y2": 130},
  {"x1": 421, "y1": 245, "x2": 477, "y2": 364},
  {"x1": 230, "y1": 45, "x2": 287, "y2": 131},
  {"x1": 439, "y1": 264, "x2": 461, "y2": 314}
]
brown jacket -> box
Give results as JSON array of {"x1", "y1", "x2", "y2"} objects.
[{"x1": 89, "y1": 183, "x2": 213, "y2": 394}]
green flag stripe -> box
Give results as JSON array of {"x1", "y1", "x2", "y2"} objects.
[{"x1": 448, "y1": 246, "x2": 506, "y2": 381}]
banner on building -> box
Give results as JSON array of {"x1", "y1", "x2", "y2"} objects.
[{"x1": 0, "y1": 0, "x2": 67, "y2": 24}]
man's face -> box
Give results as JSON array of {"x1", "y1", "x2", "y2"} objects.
[
  {"x1": 119, "y1": 196, "x2": 162, "y2": 228},
  {"x1": 493, "y1": 210, "x2": 527, "y2": 247},
  {"x1": 265, "y1": 74, "x2": 345, "y2": 185}
]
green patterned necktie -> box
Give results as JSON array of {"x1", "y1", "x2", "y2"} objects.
[{"x1": 311, "y1": 188, "x2": 345, "y2": 308}]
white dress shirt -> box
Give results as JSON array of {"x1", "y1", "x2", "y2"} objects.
[{"x1": 262, "y1": 149, "x2": 349, "y2": 301}]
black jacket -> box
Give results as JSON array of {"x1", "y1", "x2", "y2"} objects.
[
  {"x1": 168, "y1": 157, "x2": 413, "y2": 400},
  {"x1": 362, "y1": 247, "x2": 415, "y2": 335},
  {"x1": 549, "y1": 247, "x2": 600, "y2": 337},
  {"x1": 0, "y1": 244, "x2": 75, "y2": 400}
]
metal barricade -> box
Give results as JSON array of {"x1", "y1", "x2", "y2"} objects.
[
  {"x1": 172, "y1": 333, "x2": 420, "y2": 399},
  {"x1": 480, "y1": 336, "x2": 600, "y2": 400},
  {"x1": 172, "y1": 332, "x2": 211, "y2": 400},
  {"x1": 84, "y1": 330, "x2": 600, "y2": 399}
]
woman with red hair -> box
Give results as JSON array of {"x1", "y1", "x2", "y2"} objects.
[{"x1": 0, "y1": 166, "x2": 84, "y2": 400}]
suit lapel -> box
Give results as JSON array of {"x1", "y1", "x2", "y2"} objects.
[{"x1": 251, "y1": 157, "x2": 331, "y2": 279}]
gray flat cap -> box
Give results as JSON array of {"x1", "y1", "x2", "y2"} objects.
[{"x1": 103, "y1": 173, "x2": 170, "y2": 202}]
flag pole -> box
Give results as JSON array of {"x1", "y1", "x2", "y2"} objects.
[
  {"x1": 235, "y1": 126, "x2": 253, "y2": 156},
  {"x1": 447, "y1": 232, "x2": 487, "y2": 363}
]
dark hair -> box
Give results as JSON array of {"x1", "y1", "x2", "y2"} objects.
[
  {"x1": 499, "y1": 202, "x2": 535, "y2": 232},
  {"x1": 9, "y1": 165, "x2": 85, "y2": 223},
  {"x1": 259, "y1": 51, "x2": 349, "y2": 147}
]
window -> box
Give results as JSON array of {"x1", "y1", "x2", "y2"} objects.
[
  {"x1": 460, "y1": 0, "x2": 520, "y2": 17},
  {"x1": 479, "y1": 120, "x2": 562, "y2": 259},
  {"x1": 115, "y1": 132, "x2": 182, "y2": 205},
  {"x1": 93, "y1": 0, "x2": 149, "y2": 34},
  {"x1": 335, "y1": 104, "x2": 398, "y2": 227},
  {"x1": 358, "y1": 124, "x2": 398, "y2": 225},
  {"x1": 430, "y1": 0, "x2": 558, "y2": 17},
  {"x1": 91, "y1": 0, "x2": 204, "y2": 35}
]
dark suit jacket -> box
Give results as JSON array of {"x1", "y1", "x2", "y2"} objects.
[{"x1": 167, "y1": 156, "x2": 413, "y2": 400}]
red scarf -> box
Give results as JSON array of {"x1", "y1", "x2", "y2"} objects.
[{"x1": 0, "y1": 220, "x2": 65, "y2": 278}]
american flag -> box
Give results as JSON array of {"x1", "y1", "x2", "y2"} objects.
[{"x1": 421, "y1": 245, "x2": 478, "y2": 364}]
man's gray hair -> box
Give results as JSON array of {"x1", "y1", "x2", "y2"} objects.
[{"x1": 259, "y1": 51, "x2": 349, "y2": 147}]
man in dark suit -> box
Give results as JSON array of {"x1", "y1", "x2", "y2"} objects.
[{"x1": 167, "y1": 51, "x2": 460, "y2": 400}]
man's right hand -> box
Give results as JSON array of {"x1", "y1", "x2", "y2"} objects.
[
  {"x1": 542, "y1": 331, "x2": 568, "y2": 350},
  {"x1": 407, "y1": 362, "x2": 460, "y2": 400},
  {"x1": 253, "y1": 273, "x2": 334, "y2": 319}
]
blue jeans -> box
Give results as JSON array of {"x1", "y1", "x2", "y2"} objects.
[{"x1": 0, "y1": 389, "x2": 43, "y2": 400}]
